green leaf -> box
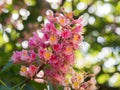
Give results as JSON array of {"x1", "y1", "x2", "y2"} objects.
[
  {"x1": 0, "y1": 61, "x2": 13, "y2": 73},
  {"x1": 30, "y1": 81, "x2": 47, "y2": 90},
  {"x1": 24, "y1": 84, "x2": 34, "y2": 90}
]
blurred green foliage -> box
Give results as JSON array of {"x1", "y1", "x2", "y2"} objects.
[{"x1": 0, "y1": 0, "x2": 120, "y2": 90}]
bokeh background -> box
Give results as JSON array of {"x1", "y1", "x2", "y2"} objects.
[{"x1": 0, "y1": 0, "x2": 120, "y2": 90}]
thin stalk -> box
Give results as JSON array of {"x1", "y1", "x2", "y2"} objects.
[{"x1": 0, "y1": 79, "x2": 8, "y2": 88}]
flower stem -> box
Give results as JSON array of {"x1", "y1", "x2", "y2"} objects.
[{"x1": 0, "y1": 79, "x2": 8, "y2": 88}]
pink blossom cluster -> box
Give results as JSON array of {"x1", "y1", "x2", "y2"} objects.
[
  {"x1": 11, "y1": 10, "x2": 97, "y2": 89},
  {"x1": 63, "y1": 70, "x2": 97, "y2": 90}
]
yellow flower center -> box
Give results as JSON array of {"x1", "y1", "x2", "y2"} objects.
[
  {"x1": 77, "y1": 75, "x2": 83, "y2": 82},
  {"x1": 66, "y1": 46, "x2": 72, "y2": 52},
  {"x1": 49, "y1": 35, "x2": 57, "y2": 44},
  {"x1": 67, "y1": 12, "x2": 72, "y2": 18},
  {"x1": 59, "y1": 18, "x2": 65, "y2": 24},
  {"x1": 73, "y1": 34, "x2": 79, "y2": 41},
  {"x1": 64, "y1": 79, "x2": 69, "y2": 85},
  {"x1": 44, "y1": 51, "x2": 52, "y2": 60},
  {"x1": 73, "y1": 81, "x2": 79, "y2": 89},
  {"x1": 21, "y1": 66, "x2": 27, "y2": 73}
]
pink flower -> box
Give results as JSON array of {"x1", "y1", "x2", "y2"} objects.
[
  {"x1": 43, "y1": 33, "x2": 49, "y2": 41},
  {"x1": 27, "y1": 50, "x2": 36, "y2": 63},
  {"x1": 65, "y1": 54, "x2": 74, "y2": 65},
  {"x1": 71, "y1": 74, "x2": 84, "y2": 90},
  {"x1": 28, "y1": 65, "x2": 37, "y2": 77},
  {"x1": 56, "y1": 30, "x2": 62, "y2": 37},
  {"x1": 72, "y1": 25, "x2": 83, "y2": 33},
  {"x1": 47, "y1": 15, "x2": 56, "y2": 23},
  {"x1": 38, "y1": 49, "x2": 45, "y2": 59},
  {"x1": 45, "y1": 70, "x2": 54, "y2": 77},
  {"x1": 52, "y1": 62, "x2": 62, "y2": 69},
  {"x1": 62, "y1": 30, "x2": 72, "y2": 39},
  {"x1": 52, "y1": 44, "x2": 62, "y2": 52},
  {"x1": 45, "y1": 70, "x2": 64, "y2": 85},
  {"x1": 81, "y1": 82, "x2": 88, "y2": 89},
  {"x1": 20, "y1": 65, "x2": 28, "y2": 77},
  {"x1": 53, "y1": 74, "x2": 64, "y2": 85},
  {"x1": 72, "y1": 81, "x2": 80, "y2": 89},
  {"x1": 48, "y1": 54, "x2": 58, "y2": 64},
  {"x1": 64, "y1": 46, "x2": 73, "y2": 55},
  {"x1": 72, "y1": 34, "x2": 83, "y2": 44},
  {"x1": 11, "y1": 51, "x2": 21, "y2": 63},
  {"x1": 74, "y1": 16, "x2": 83, "y2": 24},
  {"x1": 20, "y1": 65, "x2": 37, "y2": 78},
  {"x1": 28, "y1": 38, "x2": 38, "y2": 48},
  {"x1": 28, "y1": 32, "x2": 44, "y2": 48},
  {"x1": 21, "y1": 50, "x2": 29, "y2": 61},
  {"x1": 43, "y1": 50, "x2": 52, "y2": 61},
  {"x1": 49, "y1": 35, "x2": 58, "y2": 45},
  {"x1": 33, "y1": 32, "x2": 41, "y2": 40},
  {"x1": 46, "y1": 10, "x2": 56, "y2": 22},
  {"x1": 59, "y1": 64, "x2": 69, "y2": 73},
  {"x1": 57, "y1": 15, "x2": 69, "y2": 26},
  {"x1": 43, "y1": 23, "x2": 56, "y2": 34}
]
